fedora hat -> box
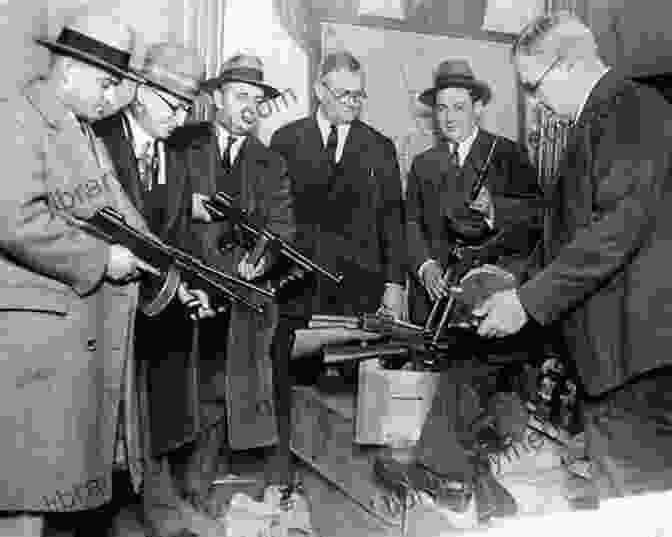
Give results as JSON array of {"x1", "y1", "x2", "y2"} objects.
[
  {"x1": 36, "y1": 13, "x2": 143, "y2": 83},
  {"x1": 201, "y1": 53, "x2": 280, "y2": 99},
  {"x1": 139, "y1": 43, "x2": 205, "y2": 102},
  {"x1": 419, "y1": 59, "x2": 491, "y2": 107}
]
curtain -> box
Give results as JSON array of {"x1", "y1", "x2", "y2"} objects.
[
  {"x1": 183, "y1": 0, "x2": 227, "y2": 120},
  {"x1": 272, "y1": 0, "x2": 321, "y2": 111}
]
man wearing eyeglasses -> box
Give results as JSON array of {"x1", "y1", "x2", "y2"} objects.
[
  {"x1": 476, "y1": 11, "x2": 672, "y2": 499},
  {"x1": 270, "y1": 50, "x2": 406, "y2": 322},
  {"x1": 93, "y1": 43, "x2": 228, "y2": 537}
]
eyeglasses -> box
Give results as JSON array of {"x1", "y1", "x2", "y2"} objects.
[
  {"x1": 148, "y1": 87, "x2": 193, "y2": 117},
  {"x1": 321, "y1": 81, "x2": 367, "y2": 105},
  {"x1": 520, "y1": 56, "x2": 563, "y2": 96}
]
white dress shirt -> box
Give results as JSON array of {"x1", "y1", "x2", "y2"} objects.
[
  {"x1": 316, "y1": 107, "x2": 350, "y2": 163},
  {"x1": 123, "y1": 111, "x2": 166, "y2": 185},
  {"x1": 216, "y1": 123, "x2": 247, "y2": 167},
  {"x1": 418, "y1": 126, "x2": 487, "y2": 278}
]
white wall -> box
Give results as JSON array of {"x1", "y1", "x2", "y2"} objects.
[{"x1": 221, "y1": 0, "x2": 309, "y2": 143}]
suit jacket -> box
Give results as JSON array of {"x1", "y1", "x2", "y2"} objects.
[
  {"x1": 0, "y1": 79, "x2": 142, "y2": 511},
  {"x1": 187, "y1": 124, "x2": 295, "y2": 450},
  {"x1": 518, "y1": 70, "x2": 672, "y2": 396},
  {"x1": 270, "y1": 116, "x2": 406, "y2": 319},
  {"x1": 94, "y1": 114, "x2": 228, "y2": 455},
  {"x1": 406, "y1": 129, "x2": 542, "y2": 323}
]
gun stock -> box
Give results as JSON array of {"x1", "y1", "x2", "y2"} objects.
[{"x1": 74, "y1": 207, "x2": 273, "y2": 315}]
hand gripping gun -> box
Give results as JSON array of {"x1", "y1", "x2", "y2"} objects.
[
  {"x1": 73, "y1": 206, "x2": 274, "y2": 316},
  {"x1": 201, "y1": 192, "x2": 344, "y2": 294}
]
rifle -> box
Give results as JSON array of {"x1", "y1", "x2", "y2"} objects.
[
  {"x1": 73, "y1": 206, "x2": 274, "y2": 316},
  {"x1": 201, "y1": 192, "x2": 344, "y2": 292}
]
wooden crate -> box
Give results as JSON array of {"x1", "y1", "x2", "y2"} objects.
[{"x1": 290, "y1": 386, "x2": 404, "y2": 530}]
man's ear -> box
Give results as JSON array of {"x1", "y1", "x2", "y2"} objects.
[
  {"x1": 58, "y1": 57, "x2": 75, "y2": 90},
  {"x1": 212, "y1": 88, "x2": 224, "y2": 108}
]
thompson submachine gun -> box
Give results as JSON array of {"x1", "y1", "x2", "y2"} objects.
[
  {"x1": 201, "y1": 192, "x2": 344, "y2": 293},
  {"x1": 73, "y1": 206, "x2": 274, "y2": 316}
]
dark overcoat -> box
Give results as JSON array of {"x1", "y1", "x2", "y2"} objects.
[
  {"x1": 406, "y1": 129, "x2": 542, "y2": 323},
  {"x1": 269, "y1": 116, "x2": 407, "y2": 319},
  {"x1": 93, "y1": 115, "x2": 228, "y2": 455},
  {"x1": 518, "y1": 71, "x2": 672, "y2": 396},
  {"x1": 187, "y1": 126, "x2": 295, "y2": 450}
]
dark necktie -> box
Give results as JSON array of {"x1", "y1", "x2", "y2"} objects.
[
  {"x1": 222, "y1": 135, "x2": 238, "y2": 173},
  {"x1": 449, "y1": 141, "x2": 460, "y2": 168},
  {"x1": 138, "y1": 140, "x2": 158, "y2": 192},
  {"x1": 325, "y1": 124, "x2": 338, "y2": 165}
]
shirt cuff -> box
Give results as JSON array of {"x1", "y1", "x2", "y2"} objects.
[{"x1": 384, "y1": 282, "x2": 405, "y2": 290}]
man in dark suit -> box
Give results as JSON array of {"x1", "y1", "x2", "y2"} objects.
[
  {"x1": 193, "y1": 54, "x2": 305, "y2": 533},
  {"x1": 406, "y1": 59, "x2": 541, "y2": 324},
  {"x1": 270, "y1": 51, "x2": 407, "y2": 321},
  {"x1": 93, "y1": 43, "x2": 227, "y2": 537},
  {"x1": 478, "y1": 10, "x2": 672, "y2": 499},
  {"x1": 375, "y1": 59, "x2": 543, "y2": 523}
]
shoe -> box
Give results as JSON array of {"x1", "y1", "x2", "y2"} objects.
[
  {"x1": 144, "y1": 498, "x2": 227, "y2": 537},
  {"x1": 374, "y1": 455, "x2": 472, "y2": 512},
  {"x1": 471, "y1": 456, "x2": 517, "y2": 523},
  {"x1": 263, "y1": 483, "x2": 315, "y2": 536}
]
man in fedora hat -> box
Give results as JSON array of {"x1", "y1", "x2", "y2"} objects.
[
  {"x1": 93, "y1": 42, "x2": 232, "y2": 537},
  {"x1": 374, "y1": 58, "x2": 544, "y2": 523},
  {"x1": 0, "y1": 11, "x2": 154, "y2": 537},
  {"x1": 193, "y1": 52, "x2": 308, "y2": 532}
]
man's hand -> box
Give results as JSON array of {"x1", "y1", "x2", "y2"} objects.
[
  {"x1": 177, "y1": 284, "x2": 216, "y2": 320},
  {"x1": 106, "y1": 244, "x2": 158, "y2": 282},
  {"x1": 237, "y1": 252, "x2": 268, "y2": 281},
  {"x1": 473, "y1": 288, "x2": 528, "y2": 338},
  {"x1": 192, "y1": 193, "x2": 212, "y2": 222},
  {"x1": 378, "y1": 283, "x2": 405, "y2": 320},
  {"x1": 420, "y1": 260, "x2": 449, "y2": 301}
]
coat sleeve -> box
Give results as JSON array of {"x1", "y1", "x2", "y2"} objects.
[
  {"x1": 518, "y1": 119, "x2": 664, "y2": 325},
  {"x1": 405, "y1": 158, "x2": 431, "y2": 274},
  {"x1": 264, "y1": 153, "x2": 296, "y2": 244},
  {"x1": 490, "y1": 142, "x2": 543, "y2": 277},
  {"x1": 0, "y1": 105, "x2": 108, "y2": 296},
  {"x1": 377, "y1": 137, "x2": 406, "y2": 285}
]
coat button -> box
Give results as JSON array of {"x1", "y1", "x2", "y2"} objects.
[{"x1": 87, "y1": 338, "x2": 97, "y2": 352}]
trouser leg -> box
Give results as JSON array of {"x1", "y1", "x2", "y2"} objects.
[
  {"x1": 583, "y1": 369, "x2": 672, "y2": 499},
  {"x1": 264, "y1": 317, "x2": 297, "y2": 487},
  {"x1": 0, "y1": 513, "x2": 43, "y2": 537},
  {"x1": 142, "y1": 455, "x2": 188, "y2": 536}
]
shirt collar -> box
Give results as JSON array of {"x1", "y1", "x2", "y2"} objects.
[
  {"x1": 124, "y1": 110, "x2": 156, "y2": 157},
  {"x1": 456, "y1": 126, "x2": 479, "y2": 166},
  {"x1": 316, "y1": 106, "x2": 350, "y2": 142},
  {"x1": 575, "y1": 67, "x2": 611, "y2": 122},
  {"x1": 216, "y1": 122, "x2": 246, "y2": 152}
]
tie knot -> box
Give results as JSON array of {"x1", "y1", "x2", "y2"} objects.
[{"x1": 140, "y1": 140, "x2": 154, "y2": 159}]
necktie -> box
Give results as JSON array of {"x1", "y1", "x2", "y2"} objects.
[
  {"x1": 222, "y1": 135, "x2": 238, "y2": 173},
  {"x1": 449, "y1": 141, "x2": 460, "y2": 168},
  {"x1": 138, "y1": 140, "x2": 158, "y2": 192},
  {"x1": 325, "y1": 124, "x2": 338, "y2": 165}
]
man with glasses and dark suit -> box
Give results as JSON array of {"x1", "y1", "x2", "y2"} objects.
[
  {"x1": 477, "y1": 10, "x2": 672, "y2": 500},
  {"x1": 93, "y1": 43, "x2": 227, "y2": 537},
  {"x1": 270, "y1": 50, "x2": 407, "y2": 321}
]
